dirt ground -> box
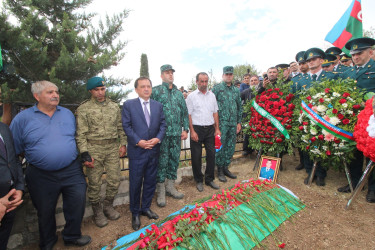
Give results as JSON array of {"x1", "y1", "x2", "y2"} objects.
[{"x1": 24, "y1": 152, "x2": 375, "y2": 250}]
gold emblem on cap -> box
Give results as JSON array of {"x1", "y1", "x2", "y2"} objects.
[
  {"x1": 323, "y1": 60, "x2": 328, "y2": 63},
  {"x1": 330, "y1": 52, "x2": 334, "y2": 54},
  {"x1": 309, "y1": 52, "x2": 313, "y2": 57},
  {"x1": 353, "y1": 44, "x2": 358, "y2": 50},
  {"x1": 299, "y1": 57, "x2": 303, "y2": 61}
]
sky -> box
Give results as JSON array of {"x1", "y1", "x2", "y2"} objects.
[{"x1": 88, "y1": 0, "x2": 375, "y2": 98}]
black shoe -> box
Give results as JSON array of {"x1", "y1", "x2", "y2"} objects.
[
  {"x1": 218, "y1": 168, "x2": 227, "y2": 182},
  {"x1": 132, "y1": 214, "x2": 141, "y2": 230},
  {"x1": 64, "y1": 235, "x2": 92, "y2": 247},
  {"x1": 206, "y1": 181, "x2": 220, "y2": 190},
  {"x1": 304, "y1": 175, "x2": 316, "y2": 185},
  {"x1": 196, "y1": 182, "x2": 203, "y2": 192},
  {"x1": 295, "y1": 164, "x2": 304, "y2": 170},
  {"x1": 44, "y1": 236, "x2": 58, "y2": 250},
  {"x1": 316, "y1": 176, "x2": 325, "y2": 186},
  {"x1": 366, "y1": 190, "x2": 375, "y2": 203},
  {"x1": 337, "y1": 184, "x2": 351, "y2": 193},
  {"x1": 141, "y1": 209, "x2": 159, "y2": 220},
  {"x1": 224, "y1": 168, "x2": 237, "y2": 179}
]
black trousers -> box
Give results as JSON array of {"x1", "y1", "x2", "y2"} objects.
[
  {"x1": 242, "y1": 134, "x2": 253, "y2": 153},
  {"x1": 0, "y1": 210, "x2": 16, "y2": 250},
  {"x1": 304, "y1": 151, "x2": 327, "y2": 178},
  {"x1": 191, "y1": 125, "x2": 215, "y2": 184},
  {"x1": 348, "y1": 150, "x2": 375, "y2": 191},
  {"x1": 26, "y1": 159, "x2": 87, "y2": 249}
]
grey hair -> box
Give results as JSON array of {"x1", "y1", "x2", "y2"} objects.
[{"x1": 31, "y1": 81, "x2": 58, "y2": 95}]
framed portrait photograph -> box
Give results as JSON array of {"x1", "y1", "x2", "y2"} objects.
[{"x1": 257, "y1": 156, "x2": 281, "y2": 183}]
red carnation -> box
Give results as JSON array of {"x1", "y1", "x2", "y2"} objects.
[
  {"x1": 303, "y1": 122, "x2": 308, "y2": 125},
  {"x1": 310, "y1": 137, "x2": 316, "y2": 142},
  {"x1": 279, "y1": 91, "x2": 283, "y2": 96},
  {"x1": 308, "y1": 103, "x2": 313, "y2": 108},
  {"x1": 342, "y1": 119, "x2": 350, "y2": 125},
  {"x1": 276, "y1": 138, "x2": 283, "y2": 143},
  {"x1": 334, "y1": 138, "x2": 341, "y2": 144},
  {"x1": 306, "y1": 96, "x2": 312, "y2": 100},
  {"x1": 306, "y1": 146, "x2": 310, "y2": 150},
  {"x1": 274, "y1": 88, "x2": 280, "y2": 91},
  {"x1": 353, "y1": 104, "x2": 361, "y2": 109},
  {"x1": 318, "y1": 134, "x2": 324, "y2": 140},
  {"x1": 339, "y1": 99, "x2": 347, "y2": 104},
  {"x1": 326, "y1": 150, "x2": 331, "y2": 156},
  {"x1": 332, "y1": 109, "x2": 338, "y2": 114},
  {"x1": 337, "y1": 114, "x2": 344, "y2": 120},
  {"x1": 319, "y1": 98, "x2": 325, "y2": 103},
  {"x1": 280, "y1": 134, "x2": 285, "y2": 139},
  {"x1": 324, "y1": 88, "x2": 331, "y2": 93},
  {"x1": 278, "y1": 243, "x2": 286, "y2": 248},
  {"x1": 286, "y1": 125, "x2": 292, "y2": 129},
  {"x1": 342, "y1": 92, "x2": 350, "y2": 98}
]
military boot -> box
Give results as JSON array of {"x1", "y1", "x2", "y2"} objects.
[
  {"x1": 91, "y1": 202, "x2": 108, "y2": 228},
  {"x1": 224, "y1": 167, "x2": 237, "y2": 179},
  {"x1": 156, "y1": 182, "x2": 166, "y2": 207},
  {"x1": 165, "y1": 179, "x2": 184, "y2": 199},
  {"x1": 103, "y1": 198, "x2": 120, "y2": 220},
  {"x1": 218, "y1": 168, "x2": 227, "y2": 182}
]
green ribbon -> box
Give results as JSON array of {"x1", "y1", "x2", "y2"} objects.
[{"x1": 251, "y1": 100, "x2": 290, "y2": 139}]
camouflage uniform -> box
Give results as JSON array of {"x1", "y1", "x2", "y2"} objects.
[
  {"x1": 151, "y1": 82, "x2": 189, "y2": 183},
  {"x1": 212, "y1": 81, "x2": 242, "y2": 169},
  {"x1": 76, "y1": 97, "x2": 127, "y2": 203}
]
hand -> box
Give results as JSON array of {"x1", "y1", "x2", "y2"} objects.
[
  {"x1": 190, "y1": 131, "x2": 199, "y2": 142},
  {"x1": 215, "y1": 129, "x2": 221, "y2": 137},
  {"x1": 0, "y1": 189, "x2": 21, "y2": 212},
  {"x1": 7, "y1": 190, "x2": 23, "y2": 212},
  {"x1": 263, "y1": 78, "x2": 270, "y2": 87},
  {"x1": 137, "y1": 140, "x2": 149, "y2": 149},
  {"x1": 0, "y1": 203, "x2": 6, "y2": 221},
  {"x1": 84, "y1": 157, "x2": 95, "y2": 168},
  {"x1": 147, "y1": 138, "x2": 160, "y2": 148},
  {"x1": 236, "y1": 123, "x2": 242, "y2": 134},
  {"x1": 181, "y1": 131, "x2": 188, "y2": 140},
  {"x1": 119, "y1": 145, "x2": 127, "y2": 157}
]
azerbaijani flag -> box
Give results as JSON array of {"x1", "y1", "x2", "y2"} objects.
[{"x1": 325, "y1": 0, "x2": 363, "y2": 52}]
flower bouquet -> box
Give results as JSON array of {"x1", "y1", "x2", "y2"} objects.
[
  {"x1": 244, "y1": 82, "x2": 296, "y2": 155},
  {"x1": 292, "y1": 79, "x2": 365, "y2": 169}
]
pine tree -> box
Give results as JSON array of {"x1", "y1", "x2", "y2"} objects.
[
  {"x1": 0, "y1": 0, "x2": 131, "y2": 106},
  {"x1": 140, "y1": 53, "x2": 149, "y2": 78}
]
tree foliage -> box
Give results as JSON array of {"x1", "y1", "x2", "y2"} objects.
[
  {"x1": 0, "y1": 0, "x2": 131, "y2": 103},
  {"x1": 140, "y1": 53, "x2": 149, "y2": 78},
  {"x1": 233, "y1": 63, "x2": 259, "y2": 82},
  {"x1": 363, "y1": 27, "x2": 375, "y2": 39}
]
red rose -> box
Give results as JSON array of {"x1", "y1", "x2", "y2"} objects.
[
  {"x1": 324, "y1": 88, "x2": 331, "y2": 93},
  {"x1": 310, "y1": 137, "x2": 316, "y2": 142},
  {"x1": 286, "y1": 125, "x2": 292, "y2": 129},
  {"x1": 278, "y1": 243, "x2": 286, "y2": 248},
  {"x1": 342, "y1": 119, "x2": 350, "y2": 125},
  {"x1": 306, "y1": 146, "x2": 310, "y2": 150},
  {"x1": 332, "y1": 109, "x2": 338, "y2": 114},
  {"x1": 337, "y1": 114, "x2": 344, "y2": 120},
  {"x1": 279, "y1": 91, "x2": 283, "y2": 96},
  {"x1": 342, "y1": 92, "x2": 350, "y2": 98},
  {"x1": 306, "y1": 96, "x2": 312, "y2": 100},
  {"x1": 334, "y1": 138, "x2": 341, "y2": 144},
  {"x1": 326, "y1": 150, "x2": 331, "y2": 156},
  {"x1": 274, "y1": 88, "x2": 280, "y2": 91},
  {"x1": 319, "y1": 98, "x2": 325, "y2": 103},
  {"x1": 280, "y1": 134, "x2": 285, "y2": 139},
  {"x1": 303, "y1": 121, "x2": 308, "y2": 125},
  {"x1": 339, "y1": 98, "x2": 347, "y2": 104},
  {"x1": 276, "y1": 138, "x2": 283, "y2": 143},
  {"x1": 353, "y1": 104, "x2": 361, "y2": 109},
  {"x1": 308, "y1": 103, "x2": 313, "y2": 108},
  {"x1": 318, "y1": 134, "x2": 324, "y2": 140}
]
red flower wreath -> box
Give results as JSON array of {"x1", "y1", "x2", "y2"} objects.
[{"x1": 353, "y1": 97, "x2": 375, "y2": 162}]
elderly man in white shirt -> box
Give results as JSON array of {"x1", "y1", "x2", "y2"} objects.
[{"x1": 186, "y1": 72, "x2": 221, "y2": 192}]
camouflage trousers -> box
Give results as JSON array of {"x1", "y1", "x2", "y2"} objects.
[
  {"x1": 86, "y1": 142, "x2": 120, "y2": 203},
  {"x1": 157, "y1": 136, "x2": 181, "y2": 183},
  {"x1": 216, "y1": 125, "x2": 237, "y2": 169}
]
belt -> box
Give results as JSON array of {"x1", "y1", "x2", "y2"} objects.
[
  {"x1": 193, "y1": 125, "x2": 214, "y2": 129},
  {"x1": 87, "y1": 138, "x2": 117, "y2": 145}
]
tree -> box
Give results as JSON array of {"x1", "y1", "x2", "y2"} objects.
[
  {"x1": 140, "y1": 53, "x2": 149, "y2": 78},
  {"x1": 187, "y1": 69, "x2": 218, "y2": 91},
  {"x1": 0, "y1": 0, "x2": 131, "y2": 107},
  {"x1": 233, "y1": 63, "x2": 259, "y2": 82},
  {"x1": 364, "y1": 27, "x2": 375, "y2": 39}
]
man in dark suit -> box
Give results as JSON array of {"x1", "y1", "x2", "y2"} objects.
[
  {"x1": 0, "y1": 122, "x2": 24, "y2": 249},
  {"x1": 122, "y1": 77, "x2": 166, "y2": 230}
]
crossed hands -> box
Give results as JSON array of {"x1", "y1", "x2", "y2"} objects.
[
  {"x1": 0, "y1": 188, "x2": 23, "y2": 219},
  {"x1": 138, "y1": 138, "x2": 160, "y2": 149}
]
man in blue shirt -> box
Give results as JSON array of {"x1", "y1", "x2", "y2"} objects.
[
  {"x1": 259, "y1": 160, "x2": 275, "y2": 181},
  {"x1": 10, "y1": 81, "x2": 91, "y2": 249}
]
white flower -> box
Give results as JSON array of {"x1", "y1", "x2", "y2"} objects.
[
  {"x1": 346, "y1": 110, "x2": 353, "y2": 115},
  {"x1": 322, "y1": 146, "x2": 328, "y2": 151},
  {"x1": 333, "y1": 92, "x2": 340, "y2": 97},
  {"x1": 347, "y1": 97, "x2": 354, "y2": 102},
  {"x1": 317, "y1": 105, "x2": 327, "y2": 113},
  {"x1": 329, "y1": 117, "x2": 340, "y2": 125},
  {"x1": 342, "y1": 103, "x2": 348, "y2": 108},
  {"x1": 338, "y1": 143, "x2": 345, "y2": 148},
  {"x1": 298, "y1": 113, "x2": 304, "y2": 123},
  {"x1": 322, "y1": 129, "x2": 329, "y2": 136},
  {"x1": 304, "y1": 126, "x2": 308, "y2": 133},
  {"x1": 310, "y1": 127, "x2": 318, "y2": 135},
  {"x1": 311, "y1": 149, "x2": 321, "y2": 154}
]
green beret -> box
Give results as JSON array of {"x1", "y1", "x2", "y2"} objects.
[
  {"x1": 160, "y1": 64, "x2": 175, "y2": 73},
  {"x1": 322, "y1": 53, "x2": 337, "y2": 67},
  {"x1": 304, "y1": 48, "x2": 325, "y2": 61},
  {"x1": 223, "y1": 66, "x2": 234, "y2": 74},
  {"x1": 325, "y1": 47, "x2": 342, "y2": 56},
  {"x1": 345, "y1": 37, "x2": 375, "y2": 55},
  {"x1": 295, "y1": 51, "x2": 306, "y2": 63},
  {"x1": 87, "y1": 76, "x2": 105, "y2": 90},
  {"x1": 275, "y1": 64, "x2": 289, "y2": 70}
]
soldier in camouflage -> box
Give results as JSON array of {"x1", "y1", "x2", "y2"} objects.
[
  {"x1": 76, "y1": 76, "x2": 127, "y2": 228},
  {"x1": 212, "y1": 66, "x2": 242, "y2": 182},
  {"x1": 151, "y1": 65, "x2": 189, "y2": 207}
]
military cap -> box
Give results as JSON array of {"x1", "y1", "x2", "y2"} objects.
[
  {"x1": 304, "y1": 48, "x2": 326, "y2": 61},
  {"x1": 223, "y1": 66, "x2": 234, "y2": 74},
  {"x1": 341, "y1": 54, "x2": 352, "y2": 62},
  {"x1": 87, "y1": 76, "x2": 105, "y2": 90},
  {"x1": 325, "y1": 47, "x2": 342, "y2": 55},
  {"x1": 322, "y1": 53, "x2": 337, "y2": 67},
  {"x1": 160, "y1": 64, "x2": 175, "y2": 73},
  {"x1": 345, "y1": 37, "x2": 375, "y2": 55},
  {"x1": 295, "y1": 51, "x2": 306, "y2": 63},
  {"x1": 275, "y1": 64, "x2": 289, "y2": 70}
]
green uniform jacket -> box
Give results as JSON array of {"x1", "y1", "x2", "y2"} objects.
[
  {"x1": 340, "y1": 59, "x2": 375, "y2": 92},
  {"x1": 333, "y1": 64, "x2": 349, "y2": 74},
  {"x1": 151, "y1": 82, "x2": 189, "y2": 136},
  {"x1": 75, "y1": 97, "x2": 127, "y2": 153},
  {"x1": 292, "y1": 71, "x2": 336, "y2": 92},
  {"x1": 212, "y1": 81, "x2": 242, "y2": 127}
]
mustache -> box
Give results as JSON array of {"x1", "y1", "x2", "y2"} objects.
[{"x1": 50, "y1": 97, "x2": 59, "y2": 101}]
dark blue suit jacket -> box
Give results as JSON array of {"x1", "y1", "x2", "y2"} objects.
[{"x1": 122, "y1": 98, "x2": 166, "y2": 160}]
